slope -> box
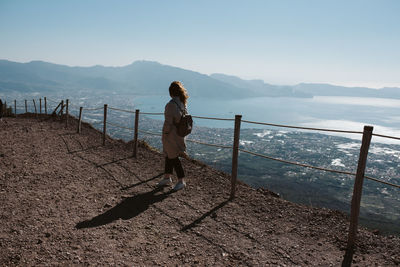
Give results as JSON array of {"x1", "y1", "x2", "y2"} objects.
[{"x1": 0, "y1": 116, "x2": 399, "y2": 266}]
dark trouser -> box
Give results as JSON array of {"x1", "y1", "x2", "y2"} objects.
[{"x1": 165, "y1": 157, "x2": 185, "y2": 179}]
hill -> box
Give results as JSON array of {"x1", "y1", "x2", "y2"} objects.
[
  {"x1": 0, "y1": 115, "x2": 399, "y2": 265},
  {"x1": 0, "y1": 60, "x2": 251, "y2": 98},
  {"x1": 1, "y1": 59, "x2": 399, "y2": 99}
]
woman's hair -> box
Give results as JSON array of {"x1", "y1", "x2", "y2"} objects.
[{"x1": 169, "y1": 81, "x2": 189, "y2": 105}]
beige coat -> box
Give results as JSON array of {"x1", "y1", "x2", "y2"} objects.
[{"x1": 162, "y1": 97, "x2": 186, "y2": 159}]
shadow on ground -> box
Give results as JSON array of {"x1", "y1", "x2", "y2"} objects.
[{"x1": 76, "y1": 187, "x2": 172, "y2": 229}]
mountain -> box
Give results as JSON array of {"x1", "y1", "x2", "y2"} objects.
[
  {"x1": 1, "y1": 59, "x2": 399, "y2": 99},
  {"x1": 0, "y1": 60, "x2": 253, "y2": 98},
  {"x1": 293, "y1": 83, "x2": 400, "y2": 98},
  {"x1": 211, "y1": 73, "x2": 400, "y2": 99},
  {"x1": 210, "y1": 73, "x2": 312, "y2": 98}
]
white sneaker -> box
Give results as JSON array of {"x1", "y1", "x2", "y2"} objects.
[
  {"x1": 173, "y1": 181, "x2": 186, "y2": 191},
  {"x1": 156, "y1": 177, "x2": 172, "y2": 187}
]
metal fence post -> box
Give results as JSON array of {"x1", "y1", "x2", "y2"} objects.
[
  {"x1": 230, "y1": 115, "x2": 242, "y2": 199},
  {"x1": 44, "y1": 97, "x2": 47, "y2": 115},
  {"x1": 39, "y1": 98, "x2": 42, "y2": 114},
  {"x1": 133, "y1": 109, "x2": 140, "y2": 157},
  {"x1": 77, "y1": 107, "x2": 83, "y2": 133},
  {"x1": 342, "y1": 125, "x2": 373, "y2": 267},
  {"x1": 103, "y1": 104, "x2": 108, "y2": 145},
  {"x1": 25, "y1": 100, "x2": 27, "y2": 113},
  {"x1": 14, "y1": 100, "x2": 17, "y2": 117}
]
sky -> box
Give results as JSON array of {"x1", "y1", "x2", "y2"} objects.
[{"x1": 0, "y1": 0, "x2": 399, "y2": 88}]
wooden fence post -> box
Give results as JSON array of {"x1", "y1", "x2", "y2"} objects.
[
  {"x1": 33, "y1": 99, "x2": 37, "y2": 115},
  {"x1": 103, "y1": 104, "x2": 108, "y2": 145},
  {"x1": 230, "y1": 115, "x2": 242, "y2": 199},
  {"x1": 14, "y1": 100, "x2": 17, "y2": 117},
  {"x1": 342, "y1": 125, "x2": 373, "y2": 267},
  {"x1": 39, "y1": 98, "x2": 42, "y2": 114},
  {"x1": 77, "y1": 107, "x2": 83, "y2": 133},
  {"x1": 53, "y1": 101, "x2": 62, "y2": 115},
  {"x1": 65, "y1": 99, "x2": 69, "y2": 127},
  {"x1": 44, "y1": 97, "x2": 47, "y2": 115},
  {"x1": 60, "y1": 100, "x2": 64, "y2": 117},
  {"x1": 25, "y1": 100, "x2": 27, "y2": 113},
  {"x1": 133, "y1": 109, "x2": 140, "y2": 157}
]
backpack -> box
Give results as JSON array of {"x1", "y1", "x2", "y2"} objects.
[{"x1": 172, "y1": 99, "x2": 193, "y2": 137}]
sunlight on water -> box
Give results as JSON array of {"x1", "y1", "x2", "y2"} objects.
[{"x1": 312, "y1": 96, "x2": 400, "y2": 108}]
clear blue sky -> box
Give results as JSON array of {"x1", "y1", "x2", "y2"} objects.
[{"x1": 1, "y1": 0, "x2": 399, "y2": 88}]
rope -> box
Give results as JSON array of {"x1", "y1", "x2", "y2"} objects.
[
  {"x1": 138, "y1": 130, "x2": 162, "y2": 136},
  {"x1": 372, "y1": 133, "x2": 400, "y2": 141},
  {"x1": 108, "y1": 106, "x2": 136, "y2": 114},
  {"x1": 83, "y1": 107, "x2": 103, "y2": 111},
  {"x1": 239, "y1": 148, "x2": 400, "y2": 189},
  {"x1": 107, "y1": 121, "x2": 134, "y2": 131},
  {"x1": 239, "y1": 148, "x2": 356, "y2": 175},
  {"x1": 241, "y1": 120, "x2": 363, "y2": 134},
  {"x1": 141, "y1": 112, "x2": 164, "y2": 115},
  {"x1": 137, "y1": 130, "x2": 231, "y2": 149},
  {"x1": 365, "y1": 175, "x2": 400, "y2": 189},
  {"x1": 186, "y1": 139, "x2": 232, "y2": 149},
  {"x1": 192, "y1": 115, "x2": 235, "y2": 121}
]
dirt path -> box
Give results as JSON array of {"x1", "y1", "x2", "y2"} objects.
[{"x1": 0, "y1": 116, "x2": 399, "y2": 266}]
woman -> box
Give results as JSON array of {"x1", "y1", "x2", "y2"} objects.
[{"x1": 157, "y1": 81, "x2": 189, "y2": 191}]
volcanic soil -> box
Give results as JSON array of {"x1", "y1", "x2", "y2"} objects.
[{"x1": 0, "y1": 116, "x2": 399, "y2": 266}]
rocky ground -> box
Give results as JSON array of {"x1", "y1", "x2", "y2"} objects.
[{"x1": 0, "y1": 115, "x2": 399, "y2": 266}]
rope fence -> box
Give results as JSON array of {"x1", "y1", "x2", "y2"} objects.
[
  {"x1": 242, "y1": 119, "x2": 363, "y2": 134},
  {"x1": 239, "y1": 148, "x2": 356, "y2": 176},
  {"x1": 186, "y1": 139, "x2": 233, "y2": 149},
  {"x1": 6, "y1": 96, "x2": 400, "y2": 265},
  {"x1": 138, "y1": 129, "x2": 232, "y2": 149},
  {"x1": 372, "y1": 133, "x2": 400, "y2": 141},
  {"x1": 108, "y1": 106, "x2": 137, "y2": 114},
  {"x1": 140, "y1": 112, "x2": 164, "y2": 115},
  {"x1": 238, "y1": 148, "x2": 400, "y2": 188},
  {"x1": 192, "y1": 115, "x2": 235, "y2": 121},
  {"x1": 83, "y1": 107, "x2": 104, "y2": 111},
  {"x1": 364, "y1": 175, "x2": 400, "y2": 189}
]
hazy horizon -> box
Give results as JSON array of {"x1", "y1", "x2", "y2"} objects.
[{"x1": 2, "y1": 58, "x2": 399, "y2": 90}]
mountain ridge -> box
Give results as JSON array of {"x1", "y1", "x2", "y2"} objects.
[{"x1": 1, "y1": 59, "x2": 399, "y2": 99}]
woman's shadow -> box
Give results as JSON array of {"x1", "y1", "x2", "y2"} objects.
[{"x1": 76, "y1": 187, "x2": 172, "y2": 229}]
